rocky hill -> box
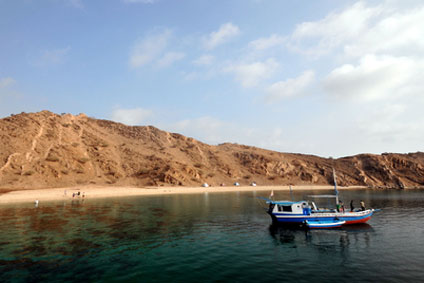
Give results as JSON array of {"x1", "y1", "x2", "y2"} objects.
[{"x1": 0, "y1": 111, "x2": 423, "y2": 189}]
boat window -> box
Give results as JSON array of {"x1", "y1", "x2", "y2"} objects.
[
  {"x1": 278, "y1": 205, "x2": 292, "y2": 212},
  {"x1": 283, "y1": 206, "x2": 292, "y2": 212}
]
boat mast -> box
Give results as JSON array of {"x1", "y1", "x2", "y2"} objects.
[
  {"x1": 333, "y1": 167, "x2": 339, "y2": 206},
  {"x1": 289, "y1": 185, "x2": 294, "y2": 201}
]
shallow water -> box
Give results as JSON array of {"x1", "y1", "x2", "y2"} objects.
[{"x1": 1, "y1": 189, "x2": 423, "y2": 282}]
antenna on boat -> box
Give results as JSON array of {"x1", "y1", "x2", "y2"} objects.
[{"x1": 333, "y1": 167, "x2": 339, "y2": 206}]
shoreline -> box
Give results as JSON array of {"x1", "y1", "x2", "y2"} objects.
[{"x1": 0, "y1": 185, "x2": 368, "y2": 204}]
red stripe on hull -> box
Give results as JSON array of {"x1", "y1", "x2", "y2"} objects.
[{"x1": 344, "y1": 216, "x2": 371, "y2": 224}]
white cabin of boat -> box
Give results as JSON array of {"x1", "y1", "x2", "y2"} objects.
[{"x1": 268, "y1": 200, "x2": 315, "y2": 215}]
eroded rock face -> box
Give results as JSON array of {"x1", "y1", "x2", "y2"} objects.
[{"x1": 1, "y1": 111, "x2": 423, "y2": 189}]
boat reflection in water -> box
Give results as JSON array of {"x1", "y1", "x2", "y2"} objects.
[{"x1": 269, "y1": 223, "x2": 373, "y2": 250}]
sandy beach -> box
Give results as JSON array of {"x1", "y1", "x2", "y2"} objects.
[{"x1": 0, "y1": 185, "x2": 367, "y2": 204}]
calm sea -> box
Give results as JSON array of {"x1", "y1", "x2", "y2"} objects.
[{"x1": 1, "y1": 189, "x2": 424, "y2": 283}]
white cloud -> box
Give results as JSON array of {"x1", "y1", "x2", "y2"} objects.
[
  {"x1": 289, "y1": 2, "x2": 381, "y2": 56},
  {"x1": 129, "y1": 29, "x2": 171, "y2": 68},
  {"x1": 289, "y1": 1, "x2": 424, "y2": 59},
  {"x1": 285, "y1": 0, "x2": 424, "y2": 135},
  {"x1": 323, "y1": 54, "x2": 423, "y2": 101},
  {"x1": 193, "y1": 54, "x2": 215, "y2": 66},
  {"x1": 248, "y1": 34, "x2": 285, "y2": 51},
  {"x1": 266, "y1": 70, "x2": 315, "y2": 102},
  {"x1": 203, "y1": 22, "x2": 240, "y2": 50},
  {"x1": 35, "y1": 47, "x2": 71, "y2": 67},
  {"x1": 0, "y1": 77, "x2": 15, "y2": 89},
  {"x1": 157, "y1": 52, "x2": 185, "y2": 68},
  {"x1": 111, "y1": 107, "x2": 153, "y2": 125},
  {"x1": 225, "y1": 58, "x2": 279, "y2": 88},
  {"x1": 344, "y1": 6, "x2": 424, "y2": 57},
  {"x1": 123, "y1": 0, "x2": 157, "y2": 3}
]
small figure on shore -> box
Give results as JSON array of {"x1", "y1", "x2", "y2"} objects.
[
  {"x1": 350, "y1": 200, "x2": 354, "y2": 212},
  {"x1": 77, "y1": 191, "x2": 81, "y2": 197},
  {"x1": 35, "y1": 200, "x2": 39, "y2": 207},
  {"x1": 82, "y1": 192, "x2": 85, "y2": 198},
  {"x1": 360, "y1": 200, "x2": 365, "y2": 211},
  {"x1": 340, "y1": 201, "x2": 345, "y2": 213}
]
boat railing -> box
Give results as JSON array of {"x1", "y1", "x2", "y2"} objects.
[{"x1": 312, "y1": 209, "x2": 335, "y2": 213}]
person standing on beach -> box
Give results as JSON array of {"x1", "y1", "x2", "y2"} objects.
[{"x1": 360, "y1": 200, "x2": 365, "y2": 211}]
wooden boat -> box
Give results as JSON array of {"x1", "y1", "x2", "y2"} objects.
[
  {"x1": 261, "y1": 199, "x2": 376, "y2": 225},
  {"x1": 259, "y1": 169, "x2": 380, "y2": 226}
]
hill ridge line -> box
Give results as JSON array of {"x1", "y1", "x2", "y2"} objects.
[{"x1": 0, "y1": 111, "x2": 423, "y2": 189}]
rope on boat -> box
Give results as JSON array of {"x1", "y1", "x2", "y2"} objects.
[{"x1": 256, "y1": 197, "x2": 268, "y2": 210}]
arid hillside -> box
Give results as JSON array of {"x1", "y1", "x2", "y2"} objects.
[{"x1": 0, "y1": 111, "x2": 423, "y2": 189}]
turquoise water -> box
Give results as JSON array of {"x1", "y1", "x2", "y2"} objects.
[{"x1": 1, "y1": 189, "x2": 424, "y2": 282}]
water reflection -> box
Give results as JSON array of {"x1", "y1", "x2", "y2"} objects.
[
  {"x1": 0, "y1": 189, "x2": 423, "y2": 282},
  {"x1": 269, "y1": 223, "x2": 373, "y2": 251}
]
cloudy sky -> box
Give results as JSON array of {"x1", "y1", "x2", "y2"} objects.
[{"x1": 1, "y1": 0, "x2": 423, "y2": 157}]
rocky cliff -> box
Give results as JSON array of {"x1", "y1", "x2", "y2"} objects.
[{"x1": 0, "y1": 111, "x2": 423, "y2": 189}]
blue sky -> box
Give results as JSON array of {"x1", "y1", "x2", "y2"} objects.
[{"x1": 1, "y1": 0, "x2": 423, "y2": 157}]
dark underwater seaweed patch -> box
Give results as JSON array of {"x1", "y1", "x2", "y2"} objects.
[
  {"x1": 28, "y1": 216, "x2": 69, "y2": 233},
  {"x1": 66, "y1": 237, "x2": 103, "y2": 254},
  {"x1": 149, "y1": 207, "x2": 166, "y2": 217}
]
